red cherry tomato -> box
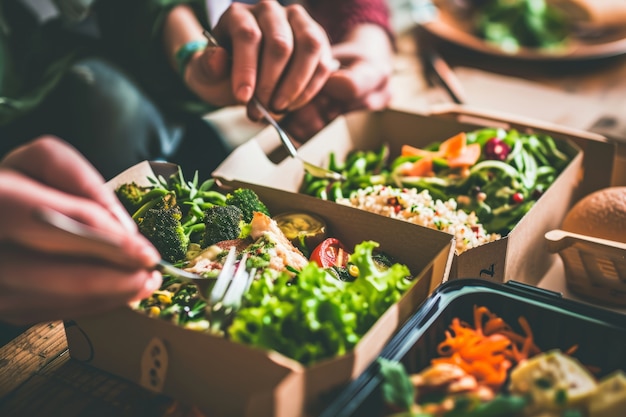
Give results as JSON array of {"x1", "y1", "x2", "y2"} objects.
[
  {"x1": 511, "y1": 192, "x2": 524, "y2": 204},
  {"x1": 310, "y1": 238, "x2": 349, "y2": 268}
]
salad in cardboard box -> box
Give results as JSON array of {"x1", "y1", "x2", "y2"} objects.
[
  {"x1": 213, "y1": 107, "x2": 614, "y2": 284},
  {"x1": 64, "y1": 161, "x2": 455, "y2": 417}
]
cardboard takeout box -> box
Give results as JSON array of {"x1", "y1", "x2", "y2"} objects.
[
  {"x1": 213, "y1": 107, "x2": 615, "y2": 285},
  {"x1": 64, "y1": 161, "x2": 455, "y2": 417}
]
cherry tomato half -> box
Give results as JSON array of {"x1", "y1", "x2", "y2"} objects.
[{"x1": 310, "y1": 238, "x2": 350, "y2": 268}]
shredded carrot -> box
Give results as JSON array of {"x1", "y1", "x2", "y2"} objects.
[
  {"x1": 426, "y1": 306, "x2": 599, "y2": 403},
  {"x1": 433, "y1": 305, "x2": 540, "y2": 391}
]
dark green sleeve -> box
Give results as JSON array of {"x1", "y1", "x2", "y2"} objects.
[{"x1": 95, "y1": 0, "x2": 216, "y2": 117}]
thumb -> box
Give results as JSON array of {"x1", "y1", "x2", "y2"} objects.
[{"x1": 324, "y1": 60, "x2": 388, "y2": 100}]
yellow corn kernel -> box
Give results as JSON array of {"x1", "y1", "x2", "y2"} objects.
[
  {"x1": 348, "y1": 264, "x2": 359, "y2": 277},
  {"x1": 148, "y1": 306, "x2": 161, "y2": 317},
  {"x1": 185, "y1": 320, "x2": 210, "y2": 331},
  {"x1": 156, "y1": 293, "x2": 172, "y2": 305}
]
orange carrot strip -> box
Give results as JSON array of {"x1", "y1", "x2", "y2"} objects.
[
  {"x1": 401, "y1": 144, "x2": 436, "y2": 158},
  {"x1": 447, "y1": 143, "x2": 481, "y2": 168},
  {"x1": 483, "y1": 317, "x2": 508, "y2": 335},
  {"x1": 438, "y1": 132, "x2": 467, "y2": 158},
  {"x1": 473, "y1": 306, "x2": 493, "y2": 335},
  {"x1": 405, "y1": 157, "x2": 434, "y2": 177}
]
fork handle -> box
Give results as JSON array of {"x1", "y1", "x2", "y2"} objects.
[
  {"x1": 34, "y1": 207, "x2": 151, "y2": 270},
  {"x1": 202, "y1": 30, "x2": 301, "y2": 160},
  {"x1": 252, "y1": 97, "x2": 299, "y2": 158}
]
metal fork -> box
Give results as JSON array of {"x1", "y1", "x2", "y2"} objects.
[
  {"x1": 251, "y1": 97, "x2": 346, "y2": 181},
  {"x1": 34, "y1": 207, "x2": 213, "y2": 289},
  {"x1": 207, "y1": 247, "x2": 256, "y2": 331}
]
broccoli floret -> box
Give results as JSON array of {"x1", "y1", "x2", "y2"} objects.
[
  {"x1": 136, "y1": 193, "x2": 189, "y2": 263},
  {"x1": 116, "y1": 182, "x2": 151, "y2": 213},
  {"x1": 116, "y1": 182, "x2": 170, "y2": 216},
  {"x1": 224, "y1": 188, "x2": 270, "y2": 223},
  {"x1": 202, "y1": 205, "x2": 245, "y2": 247}
]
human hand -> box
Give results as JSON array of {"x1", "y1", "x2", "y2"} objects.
[
  {"x1": 185, "y1": 1, "x2": 336, "y2": 116},
  {"x1": 279, "y1": 24, "x2": 394, "y2": 142},
  {"x1": 0, "y1": 136, "x2": 162, "y2": 325}
]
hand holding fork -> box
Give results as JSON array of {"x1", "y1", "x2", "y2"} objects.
[{"x1": 35, "y1": 208, "x2": 255, "y2": 331}]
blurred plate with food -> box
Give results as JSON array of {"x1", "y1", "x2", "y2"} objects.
[{"x1": 418, "y1": 0, "x2": 626, "y2": 61}]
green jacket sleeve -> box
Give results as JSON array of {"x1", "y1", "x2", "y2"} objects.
[
  {"x1": 0, "y1": 0, "x2": 97, "y2": 126},
  {"x1": 95, "y1": 0, "x2": 216, "y2": 117}
]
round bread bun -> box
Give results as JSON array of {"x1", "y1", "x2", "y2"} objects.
[{"x1": 561, "y1": 187, "x2": 626, "y2": 243}]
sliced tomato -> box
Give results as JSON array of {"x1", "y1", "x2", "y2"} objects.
[{"x1": 310, "y1": 238, "x2": 350, "y2": 268}]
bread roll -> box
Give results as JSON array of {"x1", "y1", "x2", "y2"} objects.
[
  {"x1": 561, "y1": 187, "x2": 626, "y2": 243},
  {"x1": 548, "y1": 0, "x2": 626, "y2": 29}
]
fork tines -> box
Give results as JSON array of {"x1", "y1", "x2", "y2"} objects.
[
  {"x1": 208, "y1": 247, "x2": 251, "y2": 311},
  {"x1": 208, "y1": 246, "x2": 237, "y2": 306},
  {"x1": 221, "y1": 253, "x2": 250, "y2": 309}
]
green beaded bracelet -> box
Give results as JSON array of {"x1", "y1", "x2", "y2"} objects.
[{"x1": 175, "y1": 40, "x2": 208, "y2": 77}]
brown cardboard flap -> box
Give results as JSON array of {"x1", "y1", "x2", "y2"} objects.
[
  {"x1": 213, "y1": 116, "x2": 358, "y2": 189},
  {"x1": 211, "y1": 134, "x2": 304, "y2": 189},
  {"x1": 68, "y1": 306, "x2": 304, "y2": 417},
  {"x1": 545, "y1": 229, "x2": 626, "y2": 306},
  {"x1": 107, "y1": 160, "x2": 157, "y2": 190}
]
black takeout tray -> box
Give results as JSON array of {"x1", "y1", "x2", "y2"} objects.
[{"x1": 320, "y1": 279, "x2": 626, "y2": 417}]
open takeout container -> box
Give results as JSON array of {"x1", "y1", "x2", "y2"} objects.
[
  {"x1": 545, "y1": 229, "x2": 626, "y2": 306},
  {"x1": 213, "y1": 106, "x2": 615, "y2": 285},
  {"x1": 319, "y1": 278, "x2": 626, "y2": 417},
  {"x1": 63, "y1": 161, "x2": 455, "y2": 417}
]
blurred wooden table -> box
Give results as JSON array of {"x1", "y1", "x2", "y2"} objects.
[
  {"x1": 391, "y1": 28, "x2": 626, "y2": 120},
  {"x1": 2, "y1": 30, "x2": 626, "y2": 417},
  {"x1": 0, "y1": 322, "x2": 199, "y2": 417}
]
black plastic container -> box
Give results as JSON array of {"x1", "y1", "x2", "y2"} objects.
[{"x1": 320, "y1": 279, "x2": 626, "y2": 417}]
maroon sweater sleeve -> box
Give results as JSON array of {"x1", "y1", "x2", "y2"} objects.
[{"x1": 304, "y1": 0, "x2": 394, "y2": 44}]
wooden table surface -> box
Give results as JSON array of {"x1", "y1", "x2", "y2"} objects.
[
  {"x1": 0, "y1": 322, "x2": 204, "y2": 417},
  {"x1": 2, "y1": 30, "x2": 626, "y2": 417}
]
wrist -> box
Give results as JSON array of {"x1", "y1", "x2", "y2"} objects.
[{"x1": 174, "y1": 40, "x2": 208, "y2": 77}]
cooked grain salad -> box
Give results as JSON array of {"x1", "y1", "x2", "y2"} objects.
[{"x1": 336, "y1": 185, "x2": 500, "y2": 254}]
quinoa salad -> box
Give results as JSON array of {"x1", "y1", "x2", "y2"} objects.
[{"x1": 336, "y1": 185, "x2": 501, "y2": 254}]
